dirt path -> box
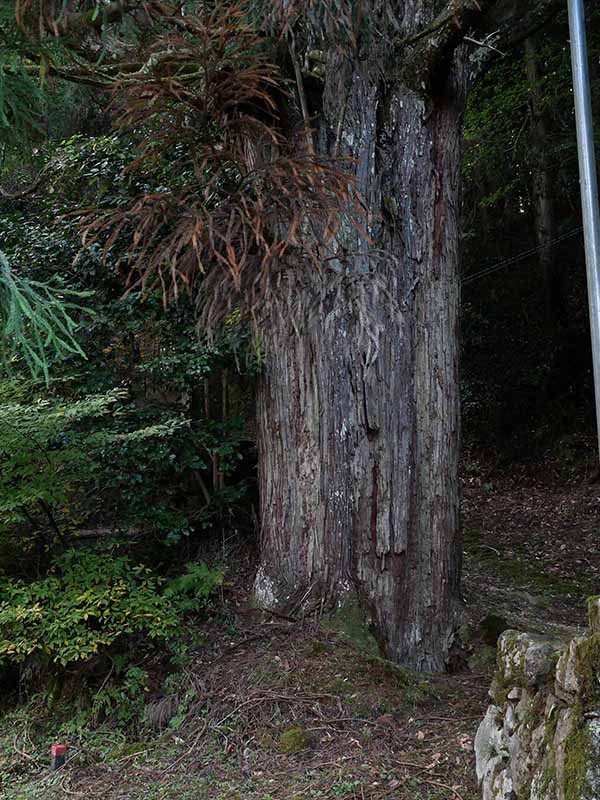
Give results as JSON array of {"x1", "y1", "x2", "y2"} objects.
[{"x1": 462, "y1": 457, "x2": 600, "y2": 635}]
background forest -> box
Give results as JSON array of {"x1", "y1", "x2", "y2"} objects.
[{"x1": 0, "y1": 2, "x2": 599, "y2": 799}]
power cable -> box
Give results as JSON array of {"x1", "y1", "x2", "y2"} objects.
[{"x1": 463, "y1": 226, "x2": 583, "y2": 286}]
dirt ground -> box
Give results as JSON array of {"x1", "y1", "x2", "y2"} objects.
[
  {"x1": 0, "y1": 616, "x2": 488, "y2": 800},
  {"x1": 1, "y1": 444, "x2": 598, "y2": 800}
]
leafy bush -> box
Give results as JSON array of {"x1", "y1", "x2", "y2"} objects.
[
  {"x1": 89, "y1": 664, "x2": 151, "y2": 731},
  {"x1": 0, "y1": 97, "x2": 256, "y2": 690},
  {"x1": 0, "y1": 386, "x2": 128, "y2": 529},
  {"x1": 0, "y1": 550, "x2": 177, "y2": 667},
  {"x1": 0, "y1": 359, "x2": 252, "y2": 553},
  {"x1": 164, "y1": 561, "x2": 223, "y2": 613},
  {"x1": 0, "y1": 384, "x2": 209, "y2": 568},
  {"x1": 0, "y1": 551, "x2": 223, "y2": 669},
  {"x1": 0, "y1": 122, "x2": 257, "y2": 553}
]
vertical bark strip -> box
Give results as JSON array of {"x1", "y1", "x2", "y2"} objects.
[{"x1": 256, "y1": 6, "x2": 466, "y2": 671}]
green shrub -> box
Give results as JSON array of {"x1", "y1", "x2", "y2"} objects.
[
  {"x1": 0, "y1": 549, "x2": 177, "y2": 666},
  {"x1": 0, "y1": 128, "x2": 257, "y2": 557},
  {"x1": 90, "y1": 665, "x2": 151, "y2": 731},
  {"x1": 0, "y1": 386, "x2": 130, "y2": 534},
  {"x1": 164, "y1": 561, "x2": 223, "y2": 613},
  {"x1": 0, "y1": 549, "x2": 224, "y2": 674}
]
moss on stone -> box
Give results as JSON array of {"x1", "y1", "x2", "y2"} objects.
[
  {"x1": 278, "y1": 726, "x2": 313, "y2": 754},
  {"x1": 556, "y1": 646, "x2": 570, "y2": 693},
  {"x1": 533, "y1": 703, "x2": 561, "y2": 798},
  {"x1": 498, "y1": 630, "x2": 562, "y2": 692},
  {"x1": 539, "y1": 754, "x2": 556, "y2": 799},
  {"x1": 490, "y1": 631, "x2": 528, "y2": 704},
  {"x1": 488, "y1": 675, "x2": 511, "y2": 706},
  {"x1": 564, "y1": 715, "x2": 589, "y2": 800},
  {"x1": 498, "y1": 630, "x2": 527, "y2": 680},
  {"x1": 587, "y1": 596, "x2": 600, "y2": 634},
  {"x1": 544, "y1": 705, "x2": 560, "y2": 748},
  {"x1": 520, "y1": 689, "x2": 545, "y2": 733},
  {"x1": 574, "y1": 634, "x2": 600, "y2": 706},
  {"x1": 481, "y1": 630, "x2": 600, "y2": 800}
]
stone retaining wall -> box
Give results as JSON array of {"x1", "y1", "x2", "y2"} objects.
[{"x1": 475, "y1": 598, "x2": 600, "y2": 800}]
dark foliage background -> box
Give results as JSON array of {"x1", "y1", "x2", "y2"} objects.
[{"x1": 461, "y1": 7, "x2": 600, "y2": 463}]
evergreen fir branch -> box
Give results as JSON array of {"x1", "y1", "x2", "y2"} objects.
[
  {"x1": 0, "y1": 251, "x2": 92, "y2": 382},
  {"x1": 0, "y1": 53, "x2": 44, "y2": 149}
]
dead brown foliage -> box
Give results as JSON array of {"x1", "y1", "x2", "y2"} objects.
[
  {"x1": 269, "y1": 0, "x2": 382, "y2": 48},
  {"x1": 58, "y1": 1, "x2": 359, "y2": 325}
]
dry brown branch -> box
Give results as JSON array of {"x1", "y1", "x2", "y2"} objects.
[
  {"x1": 74, "y1": 1, "x2": 359, "y2": 329},
  {"x1": 160, "y1": 719, "x2": 211, "y2": 774},
  {"x1": 420, "y1": 778, "x2": 466, "y2": 800},
  {"x1": 12, "y1": 734, "x2": 36, "y2": 762}
]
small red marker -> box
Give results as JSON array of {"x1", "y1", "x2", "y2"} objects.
[{"x1": 51, "y1": 744, "x2": 67, "y2": 770}]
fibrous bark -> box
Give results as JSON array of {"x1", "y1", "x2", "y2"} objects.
[
  {"x1": 256, "y1": 5, "x2": 467, "y2": 671},
  {"x1": 256, "y1": 0, "x2": 562, "y2": 671}
]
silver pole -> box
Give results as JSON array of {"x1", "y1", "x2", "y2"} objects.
[{"x1": 568, "y1": 0, "x2": 600, "y2": 458}]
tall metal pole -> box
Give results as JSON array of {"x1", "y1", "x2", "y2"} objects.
[{"x1": 568, "y1": 0, "x2": 600, "y2": 458}]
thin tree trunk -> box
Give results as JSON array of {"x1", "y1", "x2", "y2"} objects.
[
  {"x1": 525, "y1": 37, "x2": 567, "y2": 328},
  {"x1": 255, "y1": 28, "x2": 466, "y2": 671}
]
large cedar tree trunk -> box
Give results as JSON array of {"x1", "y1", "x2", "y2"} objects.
[{"x1": 255, "y1": 11, "x2": 467, "y2": 671}]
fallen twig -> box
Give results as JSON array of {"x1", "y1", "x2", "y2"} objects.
[
  {"x1": 478, "y1": 544, "x2": 501, "y2": 556},
  {"x1": 420, "y1": 778, "x2": 466, "y2": 800},
  {"x1": 160, "y1": 719, "x2": 210, "y2": 774},
  {"x1": 60, "y1": 778, "x2": 86, "y2": 797},
  {"x1": 13, "y1": 734, "x2": 36, "y2": 762},
  {"x1": 395, "y1": 759, "x2": 435, "y2": 772}
]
